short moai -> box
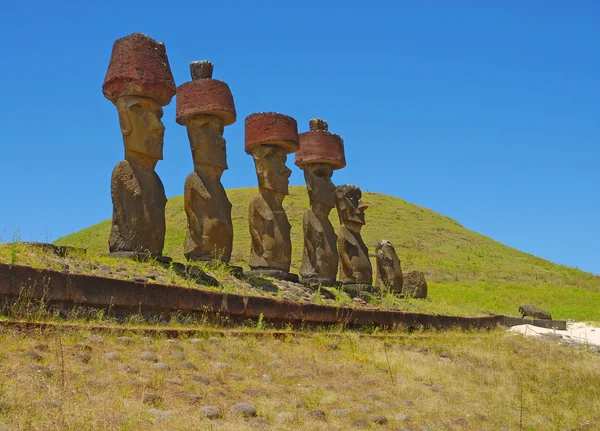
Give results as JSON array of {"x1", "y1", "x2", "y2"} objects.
[
  {"x1": 102, "y1": 33, "x2": 176, "y2": 258},
  {"x1": 375, "y1": 240, "x2": 403, "y2": 294},
  {"x1": 335, "y1": 185, "x2": 372, "y2": 287},
  {"x1": 245, "y1": 112, "x2": 299, "y2": 281},
  {"x1": 295, "y1": 119, "x2": 346, "y2": 285},
  {"x1": 176, "y1": 61, "x2": 236, "y2": 263}
]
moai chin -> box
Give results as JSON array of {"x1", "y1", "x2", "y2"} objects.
[
  {"x1": 335, "y1": 184, "x2": 373, "y2": 286},
  {"x1": 375, "y1": 240, "x2": 403, "y2": 294},
  {"x1": 102, "y1": 33, "x2": 176, "y2": 258},
  {"x1": 295, "y1": 119, "x2": 346, "y2": 285},
  {"x1": 245, "y1": 112, "x2": 299, "y2": 281},
  {"x1": 176, "y1": 61, "x2": 236, "y2": 262}
]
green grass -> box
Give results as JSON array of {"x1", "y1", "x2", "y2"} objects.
[{"x1": 54, "y1": 186, "x2": 600, "y2": 321}]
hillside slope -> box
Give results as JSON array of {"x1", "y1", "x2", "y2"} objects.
[{"x1": 56, "y1": 186, "x2": 600, "y2": 320}]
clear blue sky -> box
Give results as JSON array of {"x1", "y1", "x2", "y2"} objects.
[{"x1": 1, "y1": 1, "x2": 598, "y2": 274}]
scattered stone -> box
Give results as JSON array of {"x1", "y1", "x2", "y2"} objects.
[
  {"x1": 190, "y1": 338, "x2": 202, "y2": 345},
  {"x1": 200, "y1": 405, "x2": 222, "y2": 419},
  {"x1": 519, "y1": 304, "x2": 552, "y2": 320},
  {"x1": 453, "y1": 418, "x2": 468, "y2": 426},
  {"x1": 211, "y1": 362, "x2": 230, "y2": 370},
  {"x1": 276, "y1": 412, "x2": 295, "y2": 423},
  {"x1": 261, "y1": 374, "x2": 273, "y2": 382},
  {"x1": 230, "y1": 402, "x2": 257, "y2": 417},
  {"x1": 151, "y1": 362, "x2": 170, "y2": 371},
  {"x1": 356, "y1": 405, "x2": 372, "y2": 413},
  {"x1": 76, "y1": 352, "x2": 91, "y2": 363},
  {"x1": 141, "y1": 351, "x2": 158, "y2": 362},
  {"x1": 370, "y1": 414, "x2": 388, "y2": 424},
  {"x1": 142, "y1": 393, "x2": 162, "y2": 405},
  {"x1": 87, "y1": 335, "x2": 104, "y2": 344},
  {"x1": 169, "y1": 342, "x2": 184, "y2": 351},
  {"x1": 375, "y1": 401, "x2": 391, "y2": 409},
  {"x1": 181, "y1": 361, "x2": 198, "y2": 370},
  {"x1": 117, "y1": 364, "x2": 139, "y2": 374},
  {"x1": 104, "y1": 352, "x2": 121, "y2": 361},
  {"x1": 228, "y1": 374, "x2": 243, "y2": 381},
  {"x1": 351, "y1": 419, "x2": 368, "y2": 428},
  {"x1": 243, "y1": 388, "x2": 267, "y2": 397},
  {"x1": 366, "y1": 392, "x2": 381, "y2": 400},
  {"x1": 309, "y1": 409, "x2": 326, "y2": 421},
  {"x1": 21, "y1": 351, "x2": 43, "y2": 361},
  {"x1": 89, "y1": 396, "x2": 104, "y2": 404},
  {"x1": 171, "y1": 351, "x2": 185, "y2": 361},
  {"x1": 75, "y1": 343, "x2": 93, "y2": 352},
  {"x1": 331, "y1": 409, "x2": 348, "y2": 417},
  {"x1": 116, "y1": 336, "x2": 134, "y2": 345},
  {"x1": 395, "y1": 413, "x2": 410, "y2": 421},
  {"x1": 141, "y1": 337, "x2": 152, "y2": 344},
  {"x1": 31, "y1": 365, "x2": 52, "y2": 377},
  {"x1": 402, "y1": 270, "x2": 428, "y2": 298},
  {"x1": 192, "y1": 375, "x2": 210, "y2": 385},
  {"x1": 148, "y1": 409, "x2": 171, "y2": 419},
  {"x1": 166, "y1": 378, "x2": 182, "y2": 385},
  {"x1": 208, "y1": 337, "x2": 221, "y2": 344},
  {"x1": 177, "y1": 392, "x2": 201, "y2": 403}
]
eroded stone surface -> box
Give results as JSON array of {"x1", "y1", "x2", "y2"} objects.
[
  {"x1": 402, "y1": 270, "x2": 428, "y2": 298},
  {"x1": 375, "y1": 240, "x2": 403, "y2": 294},
  {"x1": 335, "y1": 185, "x2": 372, "y2": 286}
]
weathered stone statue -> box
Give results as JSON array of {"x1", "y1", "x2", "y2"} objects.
[
  {"x1": 245, "y1": 112, "x2": 299, "y2": 280},
  {"x1": 176, "y1": 61, "x2": 236, "y2": 262},
  {"x1": 103, "y1": 33, "x2": 176, "y2": 258},
  {"x1": 403, "y1": 270, "x2": 428, "y2": 298},
  {"x1": 335, "y1": 185, "x2": 372, "y2": 287},
  {"x1": 375, "y1": 240, "x2": 403, "y2": 294},
  {"x1": 295, "y1": 119, "x2": 346, "y2": 285}
]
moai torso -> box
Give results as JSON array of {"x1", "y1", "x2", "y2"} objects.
[
  {"x1": 375, "y1": 240, "x2": 403, "y2": 293},
  {"x1": 338, "y1": 225, "x2": 372, "y2": 285},
  {"x1": 109, "y1": 160, "x2": 167, "y2": 254},
  {"x1": 300, "y1": 206, "x2": 338, "y2": 282},
  {"x1": 184, "y1": 172, "x2": 233, "y2": 262},
  {"x1": 248, "y1": 193, "x2": 292, "y2": 271}
]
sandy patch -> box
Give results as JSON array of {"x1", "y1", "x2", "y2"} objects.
[{"x1": 510, "y1": 322, "x2": 600, "y2": 349}]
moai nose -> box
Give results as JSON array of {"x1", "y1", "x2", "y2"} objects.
[{"x1": 150, "y1": 118, "x2": 165, "y2": 135}]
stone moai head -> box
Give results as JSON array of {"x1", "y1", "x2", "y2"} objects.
[
  {"x1": 245, "y1": 112, "x2": 299, "y2": 196},
  {"x1": 376, "y1": 240, "x2": 397, "y2": 262},
  {"x1": 176, "y1": 61, "x2": 236, "y2": 172},
  {"x1": 103, "y1": 33, "x2": 176, "y2": 164},
  {"x1": 296, "y1": 118, "x2": 346, "y2": 209},
  {"x1": 335, "y1": 184, "x2": 368, "y2": 227}
]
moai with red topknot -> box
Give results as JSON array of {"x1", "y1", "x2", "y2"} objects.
[
  {"x1": 176, "y1": 61, "x2": 236, "y2": 263},
  {"x1": 295, "y1": 119, "x2": 346, "y2": 285},
  {"x1": 245, "y1": 112, "x2": 299, "y2": 281},
  {"x1": 102, "y1": 33, "x2": 176, "y2": 259}
]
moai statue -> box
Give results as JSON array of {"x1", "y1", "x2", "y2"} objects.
[
  {"x1": 245, "y1": 112, "x2": 299, "y2": 281},
  {"x1": 375, "y1": 240, "x2": 403, "y2": 294},
  {"x1": 335, "y1": 185, "x2": 372, "y2": 287},
  {"x1": 102, "y1": 33, "x2": 176, "y2": 258},
  {"x1": 176, "y1": 61, "x2": 236, "y2": 263},
  {"x1": 295, "y1": 119, "x2": 346, "y2": 285}
]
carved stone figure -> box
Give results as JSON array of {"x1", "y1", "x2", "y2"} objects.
[
  {"x1": 375, "y1": 240, "x2": 403, "y2": 294},
  {"x1": 103, "y1": 33, "x2": 176, "y2": 257},
  {"x1": 176, "y1": 61, "x2": 236, "y2": 262},
  {"x1": 402, "y1": 270, "x2": 428, "y2": 298},
  {"x1": 295, "y1": 119, "x2": 346, "y2": 285},
  {"x1": 335, "y1": 185, "x2": 372, "y2": 286},
  {"x1": 245, "y1": 112, "x2": 299, "y2": 280}
]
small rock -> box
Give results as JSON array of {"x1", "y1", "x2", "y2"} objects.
[
  {"x1": 230, "y1": 402, "x2": 257, "y2": 417},
  {"x1": 366, "y1": 392, "x2": 381, "y2": 400},
  {"x1": 169, "y1": 342, "x2": 184, "y2": 351},
  {"x1": 370, "y1": 414, "x2": 388, "y2": 424},
  {"x1": 211, "y1": 362, "x2": 230, "y2": 370},
  {"x1": 151, "y1": 362, "x2": 170, "y2": 371},
  {"x1": 21, "y1": 351, "x2": 43, "y2": 361},
  {"x1": 331, "y1": 409, "x2": 348, "y2": 417},
  {"x1": 395, "y1": 413, "x2": 410, "y2": 421},
  {"x1": 261, "y1": 374, "x2": 273, "y2": 382},
  {"x1": 116, "y1": 336, "x2": 134, "y2": 345},
  {"x1": 192, "y1": 375, "x2": 210, "y2": 385},
  {"x1": 309, "y1": 410, "x2": 326, "y2": 421},
  {"x1": 104, "y1": 352, "x2": 121, "y2": 361},
  {"x1": 356, "y1": 405, "x2": 372, "y2": 413},
  {"x1": 276, "y1": 412, "x2": 295, "y2": 423},
  {"x1": 181, "y1": 361, "x2": 198, "y2": 370},
  {"x1": 141, "y1": 337, "x2": 152, "y2": 344},
  {"x1": 117, "y1": 364, "x2": 139, "y2": 374},
  {"x1": 165, "y1": 378, "x2": 182, "y2": 385},
  {"x1": 351, "y1": 419, "x2": 368, "y2": 428},
  {"x1": 142, "y1": 393, "x2": 162, "y2": 405},
  {"x1": 519, "y1": 304, "x2": 552, "y2": 320},
  {"x1": 141, "y1": 351, "x2": 158, "y2": 362},
  {"x1": 208, "y1": 337, "x2": 221, "y2": 344},
  {"x1": 171, "y1": 351, "x2": 185, "y2": 361},
  {"x1": 374, "y1": 401, "x2": 391, "y2": 409},
  {"x1": 200, "y1": 405, "x2": 222, "y2": 419},
  {"x1": 87, "y1": 335, "x2": 104, "y2": 344},
  {"x1": 453, "y1": 418, "x2": 468, "y2": 426},
  {"x1": 148, "y1": 409, "x2": 171, "y2": 419},
  {"x1": 190, "y1": 338, "x2": 202, "y2": 344},
  {"x1": 76, "y1": 352, "x2": 91, "y2": 363},
  {"x1": 31, "y1": 365, "x2": 52, "y2": 377},
  {"x1": 228, "y1": 374, "x2": 243, "y2": 381},
  {"x1": 177, "y1": 392, "x2": 201, "y2": 403},
  {"x1": 243, "y1": 388, "x2": 267, "y2": 397},
  {"x1": 75, "y1": 343, "x2": 92, "y2": 352}
]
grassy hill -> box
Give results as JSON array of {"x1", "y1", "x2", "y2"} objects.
[{"x1": 55, "y1": 186, "x2": 600, "y2": 321}]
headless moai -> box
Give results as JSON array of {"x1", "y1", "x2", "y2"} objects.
[
  {"x1": 335, "y1": 184, "x2": 373, "y2": 287},
  {"x1": 102, "y1": 33, "x2": 176, "y2": 258},
  {"x1": 295, "y1": 119, "x2": 346, "y2": 285},
  {"x1": 176, "y1": 61, "x2": 236, "y2": 263},
  {"x1": 375, "y1": 240, "x2": 403, "y2": 294},
  {"x1": 245, "y1": 112, "x2": 299, "y2": 281}
]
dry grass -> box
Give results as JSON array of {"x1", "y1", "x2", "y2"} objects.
[{"x1": 0, "y1": 326, "x2": 598, "y2": 430}]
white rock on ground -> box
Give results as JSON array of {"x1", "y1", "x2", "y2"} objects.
[{"x1": 509, "y1": 322, "x2": 600, "y2": 348}]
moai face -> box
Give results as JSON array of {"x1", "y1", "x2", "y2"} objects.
[
  {"x1": 117, "y1": 95, "x2": 165, "y2": 161},
  {"x1": 304, "y1": 163, "x2": 336, "y2": 208},
  {"x1": 336, "y1": 185, "x2": 368, "y2": 226},
  {"x1": 252, "y1": 145, "x2": 292, "y2": 195},
  {"x1": 186, "y1": 114, "x2": 227, "y2": 171}
]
